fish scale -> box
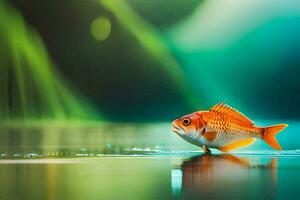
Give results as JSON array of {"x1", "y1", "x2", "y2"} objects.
[{"x1": 172, "y1": 103, "x2": 288, "y2": 152}]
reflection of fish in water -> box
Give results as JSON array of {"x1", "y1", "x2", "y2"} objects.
[
  {"x1": 178, "y1": 154, "x2": 277, "y2": 199},
  {"x1": 172, "y1": 103, "x2": 288, "y2": 153}
]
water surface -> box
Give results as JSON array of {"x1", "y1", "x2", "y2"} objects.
[{"x1": 0, "y1": 122, "x2": 299, "y2": 200}]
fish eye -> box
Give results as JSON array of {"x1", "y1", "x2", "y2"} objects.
[{"x1": 182, "y1": 118, "x2": 191, "y2": 126}]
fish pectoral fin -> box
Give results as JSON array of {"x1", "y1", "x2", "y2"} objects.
[
  {"x1": 218, "y1": 138, "x2": 256, "y2": 152},
  {"x1": 202, "y1": 131, "x2": 217, "y2": 142}
]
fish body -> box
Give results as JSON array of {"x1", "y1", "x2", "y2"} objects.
[{"x1": 172, "y1": 103, "x2": 288, "y2": 152}]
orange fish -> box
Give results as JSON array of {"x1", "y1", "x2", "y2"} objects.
[{"x1": 172, "y1": 103, "x2": 288, "y2": 153}]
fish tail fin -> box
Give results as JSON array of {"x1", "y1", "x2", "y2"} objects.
[{"x1": 262, "y1": 124, "x2": 288, "y2": 150}]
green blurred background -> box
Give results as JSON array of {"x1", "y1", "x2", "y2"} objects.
[
  {"x1": 1, "y1": 1, "x2": 300, "y2": 200},
  {"x1": 1, "y1": 0, "x2": 299, "y2": 122}
]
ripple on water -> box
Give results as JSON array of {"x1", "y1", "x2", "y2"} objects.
[{"x1": 0, "y1": 148, "x2": 299, "y2": 159}]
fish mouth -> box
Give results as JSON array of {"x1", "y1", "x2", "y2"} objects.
[{"x1": 172, "y1": 121, "x2": 184, "y2": 135}]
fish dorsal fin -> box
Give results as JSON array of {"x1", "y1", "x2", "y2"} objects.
[{"x1": 210, "y1": 103, "x2": 253, "y2": 125}]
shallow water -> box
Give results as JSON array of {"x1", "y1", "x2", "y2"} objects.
[{"x1": 0, "y1": 122, "x2": 299, "y2": 200}]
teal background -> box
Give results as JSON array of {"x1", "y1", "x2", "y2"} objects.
[{"x1": 1, "y1": 0, "x2": 299, "y2": 122}]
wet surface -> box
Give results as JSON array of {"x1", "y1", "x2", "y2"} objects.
[
  {"x1": 0, "y1": 154, "x2": 299, "y2": 200},
  {"x1": 0, "y1": 122, "x2": 299, "y2": 200}
]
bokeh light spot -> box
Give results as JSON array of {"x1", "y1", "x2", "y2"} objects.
[{"x1": 90, "y1": 16, "x2": 111, "y2": 41}]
